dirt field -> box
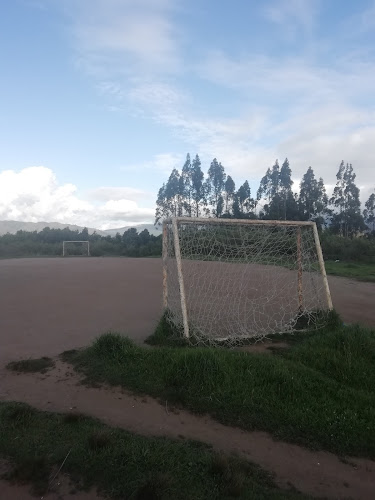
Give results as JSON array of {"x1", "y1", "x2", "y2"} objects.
[
  {"x1": 0, "y1": 257, "x2": 162, "y2": 366},
  {"x1": 1, "y1": 257, "x2": 375, "y2": 499},
  {"x1": 0, "y1": 257, "x2": 374, "y2": 366}
]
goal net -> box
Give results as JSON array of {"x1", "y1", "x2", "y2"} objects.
[
  {"x1": 163, "y1": 217, "x2": 333, "y2": 345},
  {"x1": 62, "y1": 241, "x2": 90, "y2": 257}
]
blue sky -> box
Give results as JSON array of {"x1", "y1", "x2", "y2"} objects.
[{"x1": 0, "y1": 0, "x2": 374, "y2": 228}]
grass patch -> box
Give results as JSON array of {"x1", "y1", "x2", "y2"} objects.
[
  {"x1": 145, "y1": 312, "x2": 189, "y2": 347},
  {"x1": 6, "y1": 356, "x2": 54, "y2": 374},
  {"x1": 146, "y1": 310, "x2": 342, "y2": 348},
  {"x1": 64, "y1": 325, "x2": 375, "y2": 459},
  {"x1": 324, "y1": 260, "x2": 375, "y2": 282},
  {"x1": 0, "y1": 402, "x2": 303, "y2": 499}
]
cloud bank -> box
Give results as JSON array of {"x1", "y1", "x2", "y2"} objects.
[
  {"x1": 0, "y1": 167, "x2": 154, "y2": 229},
  {"x1": 61, "y1": 0, "x2": 375, "y2": 195}
]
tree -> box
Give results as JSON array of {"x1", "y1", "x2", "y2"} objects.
[
  {"x1": 299, "y1": 167, "x2": 328, "y2": 227},
  {"x1": 155, "y1": 183, "x2": 168, "y2": 224},
  {"x1": 165, "y1": 168, "x2": 183, "y2": 217},
  {"x1": 317, "y1": 177, "x2": 329, "y2": 226},
  {"x1": 279, "y1": 158, "x2": 294, "y2": 220},
  {"x1": 257, "y1": 167, "x2": 272, "y2": 202},
  {"x1": 257, "y1": 161, "x2": 281, "y2": 219},
  {"x1": 330, "y1": 162, "x2": 365, "y2": 237},
  {"x1": 224, "y1": 175, "x2": 236, "y2": 215},
  {"x1": 364, "y1": 191, "x2": 375, "y2": 233},
  {"x1": 233, "y1": 181, "x2": 255, "y2": 218},
  {"x1": 330, "y1": 161, "x2": 346, "y2": 232},
  {"x1": 191, "y1": 155, "x2": 206, "y2": 217},
  {"x1": 206, "y1": 158, "x2": 226, "y2": 217},
  {"x1": 122, "y1": 228, "x2": 139, "y2": 249},
  {"x1": 154, "y1": 168, "x2": 184, "y2": 224},
  {"x1": 138, "y1": 229, "x2": 151, "y2": 246},
  {"x1": 270, "y1": 160, "x2": 280, "y2": 198},
  {"x1": 181, "y1": 153, "x2": 193, "y2": 216}
]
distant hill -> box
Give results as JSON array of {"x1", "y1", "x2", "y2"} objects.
[
  {"x1": 0, "y1": 220, "x2": 160, "y2": 237},
  {"x1": 102, "y1": 224, "x2": 161, "y2": 237},
  {"x1": 0, "y1": 220, "x2": 106, "y2": 236}
]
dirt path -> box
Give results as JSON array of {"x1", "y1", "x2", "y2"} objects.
[
  {"x1": 1, "y1": 361, "x2": 374, "y2": 500},
  {"x1": 328, "y1": 275, "x2": 375, "y2": 327}
]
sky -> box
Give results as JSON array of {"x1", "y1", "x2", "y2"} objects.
[{"x1": 0, "y1": 0, "x2": 374, "y2": 229}]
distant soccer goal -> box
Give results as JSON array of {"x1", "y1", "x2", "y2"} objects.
[
  {"x1": 162, "y1": 217, "x2": 333, "y2": 344},
  {"x1": 62, "y1": 241, "x2": 90, "y2": 257}
]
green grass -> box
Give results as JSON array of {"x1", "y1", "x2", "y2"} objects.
[
  {"x1": 62, "y1": 324, "x2": 375, "y2": 460},
  {"x1": 324, "y1": 260, "x2": 375, "y2": 282},
  {"x1": 0, "y1": 402, "x2": 304, "y2": 499},
  {"x1": 146, "y1": 310, "x2": 342, "y2": 348},
  {"x1": 6, "y1": 357, "x2": 55, "y2": 374}
]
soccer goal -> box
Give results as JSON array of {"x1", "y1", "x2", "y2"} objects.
[
  {"x1": 162, "y1": 217, "x2": 333, "y2": 344},
  {"x1": 62, "y1": 240, "x2": 90, "y2": 257}
]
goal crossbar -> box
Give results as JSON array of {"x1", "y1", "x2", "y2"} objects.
[
  {"x1": 162, "y1": 217, "x2": 333, "y2": 343},
  {"x1": 164, "y1": 217, "x2": 315, "y2": 226}
]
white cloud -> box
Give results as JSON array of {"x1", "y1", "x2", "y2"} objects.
[
  {"x1": 124, "y1": 73, "x2": 374, "y2": 197},
  {"x1": 88, "y1": 186, "x2": 151, "y2": 202},
  {"x1": 263, "y1": 0, "x2": 318, "y2": 38},
  {"x1": 101, "y1": 199, "x2": 153, "y2": 221},
  {"x1": 360, "y1": 1, "x2": 375, "y2": 31},
  {"x1": 0, "y1": 167, "x2": 154, "y2": 228},
  {"x1": 45, "y1": 0, "x2": 375, "y2": 204},
  {"x1": 197, "y1": 51, "x2": 375, "y2": 106},
  {"x1": 64, "y1": 0, "x2": 180, "y2": 75},
  {"x1": 120, "y1": 45, "x2": 375, "y2": 198},
  {"x1": 121, "y1": 152, "x2": 185, "y2": 175}
]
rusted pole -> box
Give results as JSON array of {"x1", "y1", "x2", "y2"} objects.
[
  {"x1": 172, "y1": 218, "x2": 190, "y2": 338},
  {"x1": 162, "y1": 221, "x2": 168, "y2": 309},
  {"x1": 297, "y1": 226, "x2": 303, "y2": 313},
  {"x1": 312, "y1": 223, "x2": 333, "y2": 310}
]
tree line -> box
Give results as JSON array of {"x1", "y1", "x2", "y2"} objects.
[
  {"x1": 0, "y1": 214, "x2": 374, "y2": 264},
  {"x1": 155, "y1": 154, "x2": 375, "y2": 238},
  {"x1": 0, "y1": 226, "x2": 162, "y2": 258}
]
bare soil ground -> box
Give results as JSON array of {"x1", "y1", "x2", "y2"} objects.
[
  {"x1": 1, "y1": 257, "x2": 375, "y2": 499},
  {"x1": 1, "y1": 257, "x2": 374, "y2": 366},
  {"x1": 0, "y1": 258, "x2": 162, "y2": 366}
]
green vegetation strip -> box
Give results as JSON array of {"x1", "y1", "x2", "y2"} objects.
[
  {"x1": 324, "y1": 260, "x2": 375, "y2": 282},
  {"x1": 63, "y1": 324, "x2": 375, "y2": 459},
  {"x1": 0, "y1": 403, "x2": 304, "y2": 499}
]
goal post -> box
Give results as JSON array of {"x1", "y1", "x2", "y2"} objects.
[
  {"x1": 62, "y1": 240, "x2": 90, "y2": 257},
  {"x1": 162, "y1": 217, "x2": 333, "y2": 343}
]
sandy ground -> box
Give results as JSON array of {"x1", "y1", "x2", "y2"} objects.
[
  {"x1": 0, "y1": 258, "x2": 162, "y2": 366},
  {"x1": 0, "y1": 257, "x2": 374, "y2": 366},
  {"x1": 1, "y1": 257, "x2": 375, "y2": 499}
]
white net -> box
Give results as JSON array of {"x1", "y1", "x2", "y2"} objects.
[{"x1": 163, "y1": 218, "x2": 332, "y2": 345}]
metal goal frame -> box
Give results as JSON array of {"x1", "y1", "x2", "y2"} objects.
[{"x1": 162, "y1": 217, "x2": 333, "y2": 339}]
